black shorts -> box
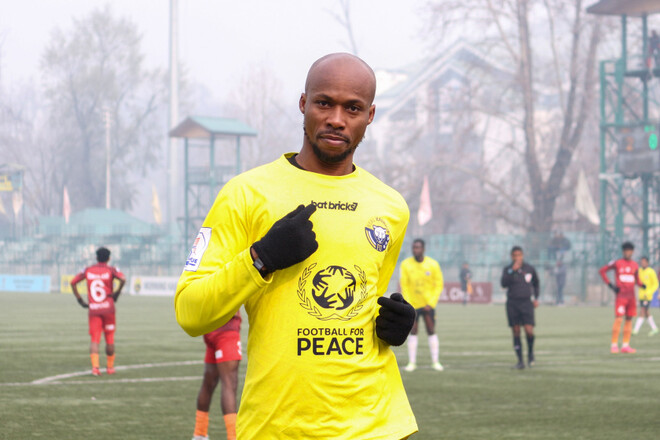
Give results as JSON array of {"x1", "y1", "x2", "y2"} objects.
[
  {"x1": 506, "y1": 300, "x2": 535, "y2": 327},
  {"x1": 640, "y1": 300, "x2": 651, "y2": 310},
  {"x1": 415, "y1": 307, "x2": 435, "y2": 322}
]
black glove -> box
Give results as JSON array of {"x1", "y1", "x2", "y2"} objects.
[
  {"x1": 608, "y1": 283, "x2": 620, "y2": 294},
  {"x1": 112, "y1": 292, "x2": 120, "y2": 303},
  {"x1": 641, "y1": 284, "x2": 647, "y2": 290},
  {"x1": 376, "y1": 293, "x2": 416, "y2": 346},
  {"x1": 77, "y1": 297, "x2": 89, "y2": 308},
  {"x1": 252, "y1": 204, "x2": 318, "y2": 273}
]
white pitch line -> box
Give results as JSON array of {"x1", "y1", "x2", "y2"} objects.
[
  {"x1": 0, "y1": 375, "x2": 203, "y2": 387},
  {"x1": 0, "y1": 360, "x2": 205, "y2": 387},
  {"x1": 49, "y1": 375, "x2": 203, "y2": 385},
  {"x1": 31, "y1": 360, "x2": 203, "y2": 385}
]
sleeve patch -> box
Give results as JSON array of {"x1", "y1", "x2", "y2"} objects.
[{"x1": 184, "y1": 227, "x2": 212, "y2": 272}]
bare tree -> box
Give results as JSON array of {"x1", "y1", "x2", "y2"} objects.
[
  {"x1": 226, "y1": 64, "x2": 300, "y2": 170},
  {"x1": 424, "y1": 0, "x2": 602, "y2": 232},
  {"x1": 40, "y1": 5, "x2": 167, "y2": 212},
  {"x1": 328, "y1": 0, "x2": 360, "y2": 55}
]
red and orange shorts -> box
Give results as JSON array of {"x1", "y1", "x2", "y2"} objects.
[
  {"x1": 615, "y1": 295, "x2": 636, "y2": 318},
  {"x1": 89, "y1": 313, "x2": 116, "y2": 344},
  {"x1": 203, "y1": 330, "x2": 242, "y2": 364}
]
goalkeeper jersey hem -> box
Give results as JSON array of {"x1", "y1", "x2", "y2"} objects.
[{"x1": 176, "y1": 153, "x2": 417, "y2": 439}]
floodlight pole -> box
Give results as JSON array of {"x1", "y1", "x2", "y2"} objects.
[
  {"x1": 168, "y1": 0, "x2": 179, "y2": 227},
  {"x1": 105, "y1": 110, "x2": 111, "y2": 210}
]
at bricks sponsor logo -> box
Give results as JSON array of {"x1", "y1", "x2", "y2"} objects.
[{"x1": 310, "y1": 200, "x2": 358, "y2": 211}]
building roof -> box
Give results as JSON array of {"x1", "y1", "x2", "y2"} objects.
[
  {"x1": 169, "y1": 116, "x2": 257, "y2": 139},
  {"x1": 373, "y1": 42, "x2": 516, "y2": 121},
  {"x1": 587, "y1": 0, "x2": 660, "y2": 16}
]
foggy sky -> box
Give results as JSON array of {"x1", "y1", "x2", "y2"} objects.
[{"x1": 1, "y1": 0, "x2": 428, "y2": 104}]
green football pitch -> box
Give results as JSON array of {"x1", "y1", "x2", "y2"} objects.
[{"x1": 2, "y1": 291, "x2": 660, "y2": 440}]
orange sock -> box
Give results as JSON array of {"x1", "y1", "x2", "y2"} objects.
[
  {"x1": 612, "y1": 317, "x2": 623, "y2": 344},
  {"x1": 194, "y1": 410, "x2": 209, "y2": 437},
  {"x1": 90, "y1": 353, "x2": 100, "y2": 369},
  {"x1": 224, "y1": 413, "x2": 237, "y2": 440},
  {"x1": 623, "y1": 319, "x2": 633, "y2": 345},
  {"x1": 107, "y1": 354, "x2": 115, "y2": 369}
]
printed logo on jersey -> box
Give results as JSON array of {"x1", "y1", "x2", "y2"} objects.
[
  {"x1": 619, "y1": 274, "x2": 635, "y2": 283},
  {"x1": 310, "y1": 200, "x2": 358, "y2": 211},
  {"x1": 365, "y1": 217, "x2": 390, "y2": 252},
  {"x1": 524, "y1": 273, "x2": 532, "y2": 283},
  {"x1": 297, "y1": 263, "x2": 368, "y2": 321},
  {"x1": 184, "y1": 227, "x2": 211, "y2": 272}
]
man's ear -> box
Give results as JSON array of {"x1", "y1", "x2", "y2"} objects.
[
  {"x1": 299, "y1": 93, "x2": 306, "y2": 114},
  {"x1": 367, "y1": 104, "x2": 376, "y2": 125}
]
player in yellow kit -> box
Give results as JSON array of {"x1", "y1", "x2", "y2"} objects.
[
  {"x1": 175, "y1": 53, "x2": 418, "y2": 440},
  {"x1": 399, "y1": 239, "x2": 444, "y2": 372},
  {"x1": 633, "y1": 256, "x2": 659, "y2": 336}
]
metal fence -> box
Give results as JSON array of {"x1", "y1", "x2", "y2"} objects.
[
  {"x1": 394, "y1": 232, "x2": 611, "y2": 305},
  {"x1": 0, "y1": 230, "x2": 618, "y2": 304}
]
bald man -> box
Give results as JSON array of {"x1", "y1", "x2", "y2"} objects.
[{"x1": 176, "y1": 53, "x2": 418, "y2": 439}]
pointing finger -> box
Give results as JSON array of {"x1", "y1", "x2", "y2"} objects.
[
  {"x1": 284, "y1": 204, "x2": 305, "y2": 219},
  {"x1": 296, "y1": 203, "x2": 317, "y2": 221}
]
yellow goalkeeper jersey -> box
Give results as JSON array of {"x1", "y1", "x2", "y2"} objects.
[
  {"x1": 400, "y1": 256, "x2": 444, "y2": 309},
  {"x1": 175, "y1": 154, "x2": 417, "y2": 440},
  {"x1": 638, "y1": 267, "x2": 659, "y2": 301}
]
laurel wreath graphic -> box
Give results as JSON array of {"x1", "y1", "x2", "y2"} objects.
[
  {"x1": 297, "y1": 263, "x2": 368, "y2": 322},
  {"x1": 344, "y1": 264, "x2": 368, "y2": 320},
  {"x1": 297, "y1": 263, "x2": 322, "y2": 319}
]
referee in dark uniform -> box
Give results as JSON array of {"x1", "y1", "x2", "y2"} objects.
[{"x1": 500, "y1": 246, "x2": 539, "y2": 369}]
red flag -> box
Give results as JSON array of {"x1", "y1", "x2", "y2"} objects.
[
  {"x1": 417, "y1": 176, "x2": 432, "y2": 226},
  {"x1": 63, "y1": 186, "x2": 71, "y2": 224}
]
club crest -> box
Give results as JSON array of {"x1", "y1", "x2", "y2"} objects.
[{"x1": 365, "y1": 217, "x2": 390, "y2": 252}]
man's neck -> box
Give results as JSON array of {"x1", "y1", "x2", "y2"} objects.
[
  {"x1": 295, "y1": 143, "x2": 354, "y2": 176},
  {"x1": 415, "y1": 256, "x2": 424, "y2": 263}
]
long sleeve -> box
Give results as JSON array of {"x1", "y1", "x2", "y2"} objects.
[
  {"x1": 399, "y1": 261, "x2": 410, "y2": 300},
  {"x1": 531, "y1": 267, "x2": 540, "y2": 299},
  {"x1": 501, "y1": 266, "x2": 514, "y2": 288},
  {"x1": 650, "y1": 269, "x2": 659, "y2": 293},
  {"x1": 70, "y1": 270, "x2": 86, "y2": 286},
  {"x1": 599, "y1": 262, "x2": 615, "y2": 285},
  {"x1": 378, "y1": 218, "x2": 408, "y2": 298},
  {"x1": 175, "y1": 181, "x2": 270, "y2": 337},
  {"x1": 426, "y1": 262, "x2": 443, "y2": 308}
]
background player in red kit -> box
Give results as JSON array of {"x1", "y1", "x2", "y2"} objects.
[
  {"x1": 599, "y1": 242, "x2": 645, "y2": 354},
  {"x1": 71, "y1": 247, "x2": 126, "y2": 376},
  {"x1": 192, "y1": 311, "x2": 242, "y2": 440}
]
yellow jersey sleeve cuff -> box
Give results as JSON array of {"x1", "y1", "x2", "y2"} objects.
[{"x1": 241, "y1": 247, "x2": 273, "y2": 287}]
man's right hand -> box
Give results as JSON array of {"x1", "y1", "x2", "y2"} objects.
[
  {"x1": 608, "y1": 283, "x2": 620, "y2": 294},
  {"x1": 77, "y1": 297, "x2": 89, "y2": 309},
  {"x1": 252, "y1": 204, "x2": 318, "y2": 273},
  {"x1": 512, "y1": 261, "x2": 522, "y2": 271}
]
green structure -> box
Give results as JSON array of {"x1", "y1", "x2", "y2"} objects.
[
  {"x1": 169, "y1": 116, "x2": 257, "y2": 243},
  {"x1": 588, "y1": 0, "x2": 660, "y2": 263},
  {"x1": 0, "y1": 163, "x2": 25, "y2": 238}
]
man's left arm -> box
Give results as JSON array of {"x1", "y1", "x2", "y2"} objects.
[{"x1": 375, "y1": 214, "x2": 416, "y2": 347}]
